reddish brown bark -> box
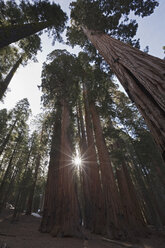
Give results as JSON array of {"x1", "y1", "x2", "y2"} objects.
[
  {"x1": 51, "y1": 100, "x2": 81, "y2": 237},
  {"x1": 40, "y1": 109, "x2": 61, "y2": 232},
  {"x1": 82, "y1": 27, "x2": 165, "y2": 162},
  {"x1": 83, "y1": 87, "x2": 106, "y2": 234},
  {"x1": 116, "y1": 163, "x2": 146, "y2": 234},
  {"x1": 77, "y1": 101, "x2": 92, "y2": 229},
  {"x1": 89, "y1": 101, "x2": 126, "y2": 239}
]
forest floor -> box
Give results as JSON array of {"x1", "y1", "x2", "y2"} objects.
[{"x1": 0, "y1": 210, "x2": 165, "y2": 248}]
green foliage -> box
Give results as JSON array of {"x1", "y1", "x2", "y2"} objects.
[
  {"x1": 18, "y1": 34, "x2": 42, "y2": 62},
  {"x1": 70, "y1": 0, "x2": 158, "y2": 33},
  {"x1": 0, "y1": 109, "x2": 8, "y2": 142},
  {"x1": 0, "y1": 0, "x2": 68, "y2": 43},
  {"x1": 0, "y1": 101, "x2": 51, "y2": 213},
  {"x1": 67, "y1": 0, "x2": 158, "y2": 49},
  {"x1": 41, "y1": 49, "x2": 81, "y2": 107},
  {"x1": 0, "y1": 45, "x2": 19, "y2": 78}
]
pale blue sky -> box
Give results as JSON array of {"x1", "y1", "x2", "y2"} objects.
[{"x1": 0, "y1": 0, "x2": 164, "y2": 117}]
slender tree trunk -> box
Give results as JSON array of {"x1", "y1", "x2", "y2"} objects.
[
  {"x1": 82, "y1": 27, "x2": 165, "y2": 162},
  {"x1": 75, "y1": 104, "x2": 85, "y2": 224},
  {"x1": 0, "y1": 56, "x2": 23, "y2": 100},
  {"x1": 40, "y1": 108, "x2": 61, "y2": 232},
  {"x1": 106, "y1": 120, "x2": 146, "y2": 232},
  {"x1": 25, "y1": 154, "x2": 41, "y2": 215},
  {"x1": 142, "y1": 165, "x2": 165, "y2": 226},
  {"x1": 1, "y1": 167, "x2": 19, "y2": 210},
  {"x1": 51, "y1": 100, "x2": 81, "y2": 237},
  {"x1": 0, "y1": 21, "x2": 52, "y2": 49},
  {"x1": 0, "y1": 119, "x2": 17, "y2": 156},
  {"x1": 77, "y1": 101, "x2": 92, "y2": 229},
  {"x1": 0, "y1": 138, "x2": 19, "y2": 211},
  {"x1": 83, "y1": 85, "x2": 106, "y2": 234},
  {"x1": 26, "y1": 129, "x2": 45, "y2": 215},
  {"x1": 12, "y1": 139, "x2": 35, "y2": 220},
  {"x1": 89, "y1": 101, "x2": 126, "y2": 239},
  {"x1": 116, "y1": 163, "x2": 146, "y2": 235},
  {"x1": 132, "y1": 156, "x2": 163, "y2": 227}
]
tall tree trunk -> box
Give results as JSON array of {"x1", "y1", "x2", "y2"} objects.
[
  {"x1": 131, "y1": 155, "x2": 163, "y2": 228},
  {"x1": 12, "y1": 138, "x2": 35, "y2": 220},
  {"x1": 26, "y1": 128, "x2": 45, "y2": 215},
  {"x1": 89, "y1": 101, "x2": 126, "y2": 239},
  {"x1": 0, "y1": 21, "x2": 52, "y2": 49},
  {"x1": 116, "y1": 163, "x2": 146, "y2": 235},
  {"x1": 0, "y1": 137, "x2": 20, "y2": 211},
  {"x1": 77, "y1": 101, "x2": 92, "y2": 230},
  {"x1": 141, "y1": 164, "x2": 165, "y2": 226},
  {"x1": 83, "y1": 85, "x2": 106, "y2": 234},
  {"x1": 1, "y1": 167, "x2": 19, "y2": 210},
  {"x1": 0, "y1": 56, "x2": 23, "y2": 100},
  {"x1": 25, "y1": 155, "x2": 41, "y2": 215},
  {"x1": 51, "y1": 100, "x2": 81, "y2": 237},
  {"x1": 0, "y1": 118, "x2": 17, "y2": 156},
  {"x1": 40, "y1": 108, "x2": 61, "y2": 232},
  {"x1": 82, "y1": 27, "x2": 165, "y2": 162}
]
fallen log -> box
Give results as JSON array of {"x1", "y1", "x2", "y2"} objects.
[
  {"x1": 0, "y1": 232, "x2": 16, "y2": 237},
  {"x1": 102, "y1": 237, "x2": 143, "y2": 248}
]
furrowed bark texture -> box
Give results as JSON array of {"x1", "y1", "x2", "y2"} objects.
[
  {"x1": 40, "y1": 110, "x2": 61, "y2": 233},
  {"x1": 89, "y1": 101, "x2": 126, "y2": 239},
  {"x1": 78, "y1": 101, "x2": 92, "y2": 229},
  {"x1": 0, "y1": 22, "x2": 51, "y2": 49},
  {"x1": 82, "y1": 27, "x2": 165, "y2": 161},
  {"x1": 116, "y1": 164, "x2": 145, "y2": 235},
  {"x1": 83, "y1": 87, "x2": 106, "y2": 234},
  {"x1": 51, "y1": 100, "x2": 80, "y2": 237}
]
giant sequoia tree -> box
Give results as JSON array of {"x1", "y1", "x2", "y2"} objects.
[
  {"x1": 0, "y1": 0, "x2": 67, "y2": 49},
  {"x1": 40, "y1": 50, "x2": 81, "y2": 236},
  {"x1": 68, "y1": 0, "x2": 165, "y2": 162}
]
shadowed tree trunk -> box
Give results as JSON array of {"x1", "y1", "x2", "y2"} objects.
[
  {"x1": 25, "y1": 155, "x2": 41, "y2": 215},
  {"x1": 50, "y1": 100, "x2": 81, "y2": 237},
  {"x1": 141, "y1": 163, "x2": 165, "y2": 226},
  {"x1": 0, "y1": 21, "x2": 52, "y2": 49},
  {"x1": 0, "y1": 56, "x2": 23, "y2": 100},
  {"x1": 108, "y1": 134, "x2": 146, "y2": 230},
  {"x1": 131, "y1": 154, "x2": 163, "y2": 228},
  {"x1": 89, "y1": 101, "x2": 127, "y2": 239},
  {"x1": 83, "y1": 85, "x2": 106, "y2": 234},
  {"x1": 0, "y1": 119, "x2": 17, "y2": 156},
  {"x1": 82, "y1": 27, "x2": 165, "y2": 162},
  {"x1": 0, "y1": 135, "x2": 21, "y2": 212},
  {"x1": 12, "y1": 137, "x2": 35, "y2": 220},
  {"x1": 116, "y1": 162, "x2": 146, "y2": 235},
  {"x1": 40, "y1": 108, "x2": 61, "y2": 232},
  {"x1": 77, "y1": 101, "x2": 92, "y2": 230}
]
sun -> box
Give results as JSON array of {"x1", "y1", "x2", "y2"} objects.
[{"x1": 73, "y1": 155, "x2": 82, "y2": 169}]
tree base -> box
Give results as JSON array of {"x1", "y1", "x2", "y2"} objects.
[{"x1": 51, "y1": 225, "x2": 83, "y2": 238}]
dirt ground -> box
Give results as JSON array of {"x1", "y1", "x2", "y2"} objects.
[{"x1": 0, "y1": 210, "x2": 165, "y2": 248}]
